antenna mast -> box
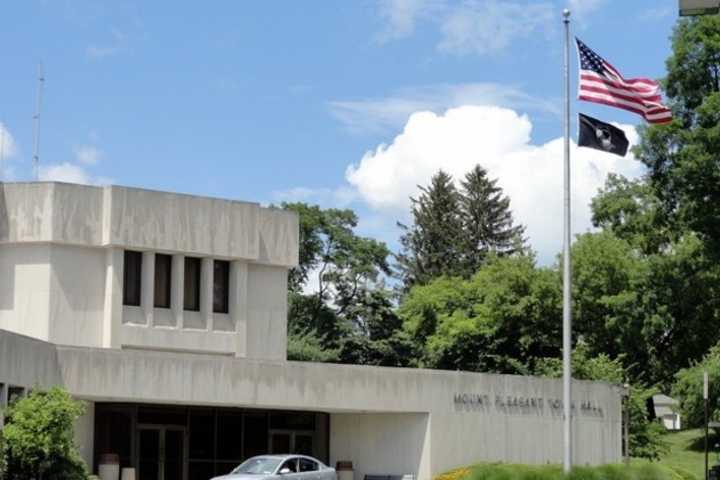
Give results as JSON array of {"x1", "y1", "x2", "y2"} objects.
[{"x1": 32, "y1": 63, "x2": 44, "y2": 181}]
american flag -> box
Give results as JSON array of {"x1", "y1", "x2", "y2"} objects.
[{"x1": 576, "y1": 38, "x2": 671, "y2": 124}]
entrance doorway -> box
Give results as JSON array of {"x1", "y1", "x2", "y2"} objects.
[
  {"x1": 137, "y1": 426, "x2": 187, "y2": 480},
  {"x1": 269, "y1": 430, "x2": 314, "y2": 455}
]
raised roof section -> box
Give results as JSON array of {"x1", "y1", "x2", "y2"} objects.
[{"x1": 0, "y1": 182, "x2": 298, "y2": 267}]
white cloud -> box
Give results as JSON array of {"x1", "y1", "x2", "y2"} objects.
[
  {"x1": 0, "y1": 123, "x2": 19, "y2": 180},
  {"x1": 567, "y1": 0, "x2": 606, "y2": 18},
  {"x1": 345, "y1": 105, "x2": 643, "y2": 264},
  {"x1": 330, "y1": 83, "x2": 559, "y2": 135},
  {"x1": 74, "y1": 145, "x2": 102, "y2": 165},
  {"x1": 438, "y1": 1, "x2": 554, "y2": 56},
  {"x1": 39, "y1": 155, "x2": 112, "y2": 185},
  {"x1": 87, "y1": 28, "x2": 127, "y2": 59},
  {"x1": 376, "y1": 0, "x2": 445, "y2": 42},
  {"x1": 376, "y1": 0, "x2": 556, "y2": 56}
]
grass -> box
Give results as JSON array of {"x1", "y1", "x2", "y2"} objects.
[
  {"x1": 435, "y1": 463, "x2": 678, "y2": 480},
  {"x1": 434, "y1": 429, "x2": 720, "y2": 480},
  {"x1": 633, "y1": 428, "x2": 720, "y2": 480}
]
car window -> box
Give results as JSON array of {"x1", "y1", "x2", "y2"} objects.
[
  {"x1": 299, "y1": 459, "x2": 318, "y2": 472},
  {"x1": 232, "y1": 457, "x2": 283, "y2": 475},
  {"x1": 280, "y1": 459, "x2": 298, "y2": 473}
]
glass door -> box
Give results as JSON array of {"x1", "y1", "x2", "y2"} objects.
[
  {"x1": 270, "y1": 432, "x2": 292, "y2": 454},
  {"x1": 269, "y1": 430, "x2": 314, "y2": 456},
  {"x1": 138, "y1": 428, "x2": 161, "y2": 480},
  {"x1": 165, "y1": 429, "x2": 185, "y2": 480},
  {"x1": 137, "y1": 426, "x2": 187, "y2": 480}
]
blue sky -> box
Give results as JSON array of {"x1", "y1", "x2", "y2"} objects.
[{"x1": 0, "y1": 0, "x2": 678, "y2": 264}]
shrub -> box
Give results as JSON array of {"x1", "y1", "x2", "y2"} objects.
[
  {"x1": 443, "y1": 463, "x2": 673, "y2": 480},
  {"x1": 1, "y1": 387, "x2": 88, "y2": 480}
]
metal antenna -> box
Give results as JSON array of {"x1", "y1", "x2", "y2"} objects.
[{"x1": 32, "y1": 63, "x2": 45, "y2": 181}]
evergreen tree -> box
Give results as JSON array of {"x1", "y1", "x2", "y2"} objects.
[
  {"x1": 459, "y1": 165, "x2": 525, "y2": 275},
  {"x1": 397, "y1": 170, "x2": 464, "y2": 290}
]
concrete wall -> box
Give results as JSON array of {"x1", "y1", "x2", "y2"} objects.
[
  {"x1": 49, "y1": 245, "x2": 106, "y2": 348},
  {"x1": 0, "y1": 329, "x2": 624, "y2": 478},
  {"x1": 331, "y1": 413, "x2": 431, "y2": 480},
  {"x1": 53, "y1": 342, "x2": 623, "y2": 475},
  {"x1": 0, "y1": 182, "x2": 297, "y2": 359},
  {"x1": 0, "y1": 244, "x2": 52, "y2": 340},
  {"x1": 0, "y1": 182, "x2": 299, "y2": 267},
  {"x1": 246, "y1": 264, "x2": 288, "y2": 361}
]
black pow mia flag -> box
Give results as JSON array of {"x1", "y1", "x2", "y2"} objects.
[{"x1": 578, "y1": 113, "x2": 629, "y2": 157}]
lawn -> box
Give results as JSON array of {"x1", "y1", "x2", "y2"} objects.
[
  {"x1": 434, "y1": 429, "x2": 719, "y2": 480},
  {"x1": 634, "y1": 428, "x2": 720, "y2": 480}
]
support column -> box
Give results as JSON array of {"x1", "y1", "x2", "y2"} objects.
[
  {"x1": 142, "y1": 251, "x2": 155, "y2": 326},
  {"x1": 172, "y1": 254, "x2": 184, "y2": 328},
  {"x1": 102, "y1": 248, "x2": 123, "y2": 348},
  {"x1": 230, "y1": 260, "x2": 248, "y2": 357},
  {"x1": 201, "y1": 258, "x2": 214, "y2": 330}
]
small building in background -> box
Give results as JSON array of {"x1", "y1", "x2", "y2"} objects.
[{"x1": 653, "y1": 394, "x2": 681, "y2": 430}]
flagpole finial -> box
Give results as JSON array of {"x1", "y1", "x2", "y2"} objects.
[{"x1": 563, "y1": 8, "x2": 571, "y2": 19}]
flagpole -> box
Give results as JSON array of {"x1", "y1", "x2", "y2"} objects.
[{"x1": 562, "y1": 7, "x2": 573, "y2": 474}]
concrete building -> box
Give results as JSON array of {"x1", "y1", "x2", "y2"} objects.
[{"x1": 0, "y1": 182, "x2": 624, "y2": 480}]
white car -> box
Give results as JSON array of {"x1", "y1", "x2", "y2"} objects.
[{"x1": 211, "y1": 454, "x2": 337, "y2": 480}]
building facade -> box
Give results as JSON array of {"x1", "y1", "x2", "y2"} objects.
[{"x1": 0, "y1": 182, "x2": 624, "y2": 480}]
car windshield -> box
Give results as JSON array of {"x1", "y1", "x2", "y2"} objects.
[{"x1": 232, "y1": 457, "x2": 283, "y2": 475}]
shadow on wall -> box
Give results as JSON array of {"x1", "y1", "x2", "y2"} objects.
[
  {"x1": 330, "y1": 413, "x2": 429, "y2": 480},
  {"x1": 0, "y1": 183, "x2": 8, "y2": 241},
  {"x1": 0, "y1": 184, "x2": 14, "y2": 310}
]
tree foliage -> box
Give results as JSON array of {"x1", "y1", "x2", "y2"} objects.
[
  {"x1": 282, "y1": 203, "x2": 410, "y2": 367},
  {"x1": 397, "y1": 170, "x2": 464, "y2": 289},
  {"x1": 587, "y1": 177, "x2": 720, "y2": 388},
  {"x1": 1, "y1": 387, "x2": 88, "y2": 480},
  {"x1": 400, "y1": 255, "x2": 561, "y2": 373},
  {"x1": 397, "y1": 167, "x2": 525, "y2": 291},
  {"x1": 459, "y1": 165, "x2": 526, "y2": 275},
  {"x1": 672, "y1": 343, "x2": 720, "y2": 428},
  {"x1": 637, "y1": 16, "x2": 720, "y2": 259}
]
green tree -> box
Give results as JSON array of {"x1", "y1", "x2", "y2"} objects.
[
  {"x1": 534, "y1": 342, "x2": 667, "y2": 460},
  {"x1": 591, "y1": 174, "x2": 671, "y2": 255},
  {"x1": 397, "y1": 170, "x2": 464, "y2": 290},
  {"x1": 672, "y1": 343, "x2": 720, "y2": 428},
  {"x1": 533, "y1": 340, "x2": 625, "y2": 384},
  {"x1": 570, "y1": 230, "x2": 720, "y2": 387},
  {"x1": 282, "y1": 203, "x2": 407, "y2": 367},
  {"x1": 400, "y1": 255, "x2": 561, "y2": 373},
  {"x1": 570, "y1": 232, "x2": 647, "y2": 371},
  {"x1": 1, "y1": 387, "x2": 88, "y2": 480},
  {"x1": 636, "y1": 16, "x2": 720, "y2": 259},
  {"x1": 459, "y1": 165, "x2": 525, "y2": 275}
]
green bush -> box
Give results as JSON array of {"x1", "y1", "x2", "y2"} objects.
[
  {"x1": 0, "y1": 387, "x2": 88, "y2": 480},
  {"x1": 457, "y1": 463, "x2": 673, "y2": 480}
]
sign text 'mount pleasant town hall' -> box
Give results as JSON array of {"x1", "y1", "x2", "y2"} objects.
[{"x1": 453, "y1": 392, "x2": 605, "y2": 417}]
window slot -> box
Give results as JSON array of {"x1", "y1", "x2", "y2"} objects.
[
  {"x1": 184, "y1": 257, "x2": 201, "y2": 312},
  {"x1": 154, "y1": 254, "x2": 172, "y2": 308},
  {"x1": 123, "y1": 250, "x2": 142, "y2": 306},
  {"x1": 213, "y1": 260, "x2": 230, "y2": 314}
]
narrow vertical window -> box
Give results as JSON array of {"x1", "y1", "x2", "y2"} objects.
[
  {"x1": 123, "y1": 250, "x2": 142, "y2": 306},
  {"x1": 154, "y1": 254, "x2": 172, "y2": 308},
  {"x1": 213, "y1": 260, "x2": 230, "y2": 314},
  {"x1": 184, "y1": 257, "x2": 201, "y2": 311}
]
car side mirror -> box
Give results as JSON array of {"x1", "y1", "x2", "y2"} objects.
[{"x1": 280, "y1": 468, "x2": 292, "y2": 475}]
